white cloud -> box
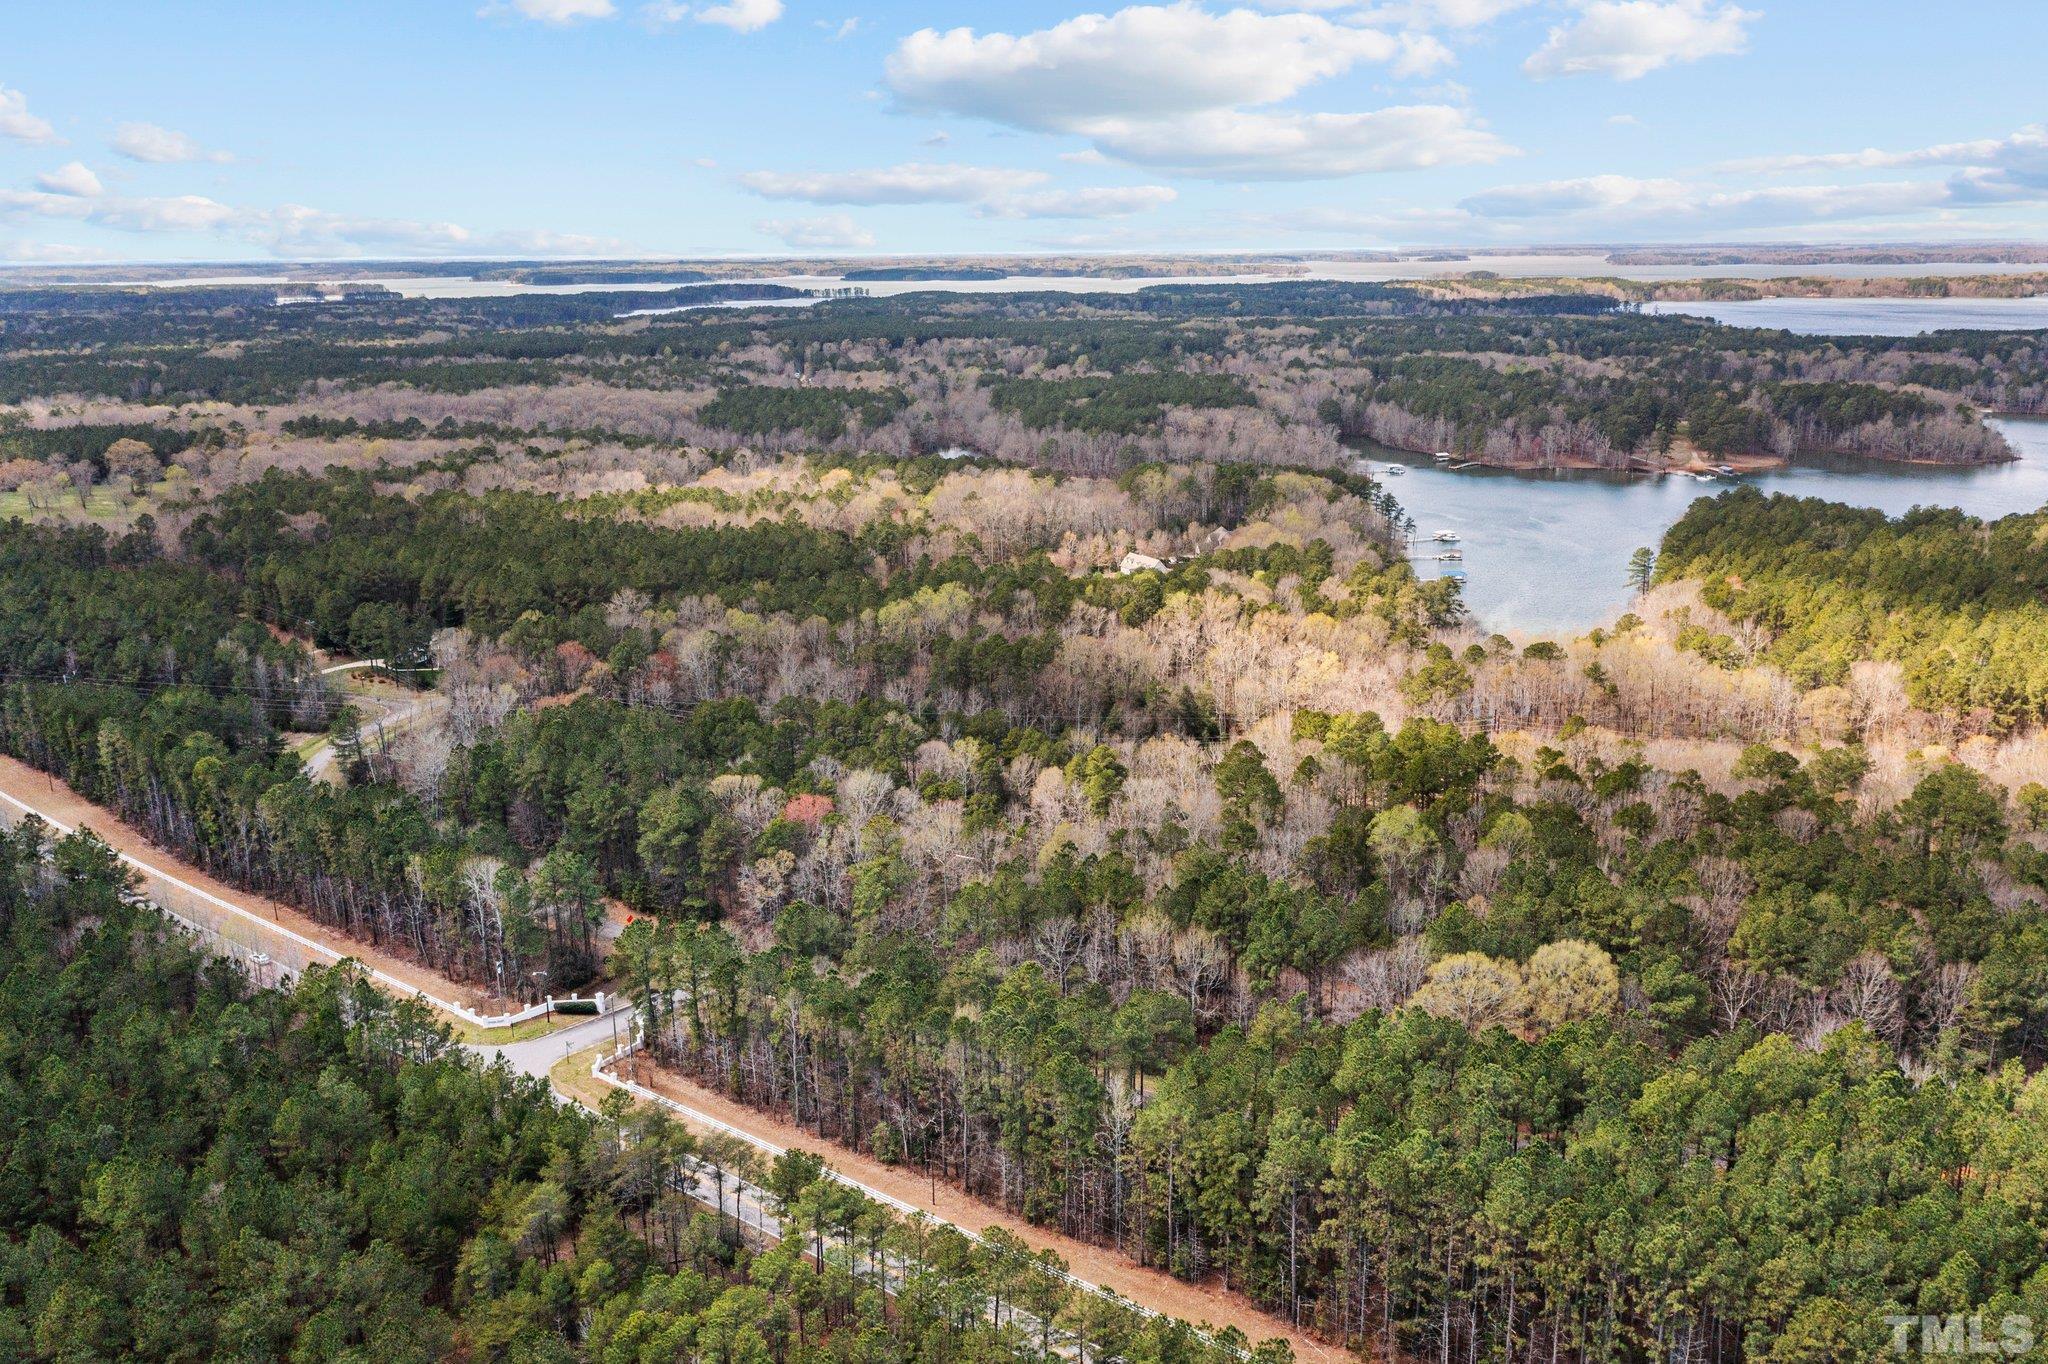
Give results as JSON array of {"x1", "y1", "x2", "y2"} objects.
[
  {"x1": 35, "y1": 162, "x2": 103, "y2": 198},
  {"x1": 505, "y1": 0, "x2": 617, "y2": 22},
  {"x1": 740, "y1": 160, "x2": 1178, "y2": 221},
  {"x1": 1708, "y1": 125, "x2": 2048, "y2": 217},
  {"x1": 888, "y1": 6, "x2": 1425, "y2": 128},
  {"x1": 1524, "y1": 1, "x2": 1754, "y2": 81},
  {"x1": 1461, "y1": 173, "x2": 1693, "y2": 217},
  {"x1": 883, "y1": 5, "x2": 1500, "y2": 180},
  {"x1": 1723, "y1": 124, "x2": 2048, "y2": 186},
  {"x1": 818, "y1": 17, "x2": 859, "y2": 40},
  {"x1": 0, "y1": 180, "x2": 627, "y2": 257},
  {"x1": 976, "y1": 185, "x2": 1179, "y2": 219},
  {"x1": 1354, "y1": 0, "x2": 1538, "y2": 27},
  {"x1": 1459, "y1": 173, "x2": 1964, "y2": 233},
  {"x1": 740, "y1": 162, "x2": 1048, "y2": 205},
  {"x1": 0, "y1": 87, "x2": 58, "y2": 144},
  {"x1": 1607, "y1": 113, "x2": 1641, "y2": 126},
  {"x1": 0, "y1": 239, "x2": 114, "y2": 263},
  {"x1": 1089, "y1": 105, "x2": 1512, "y2": 179},
  {"x1": 695, "y1": 0, "x2": 783, "y2": 32},
  {"x1": 1445, "y1": 122, "x2": 2048, "y2": 238},
  {"x1": 0, "y1": 189, "x2": 245, "y2": 235},
  {"x1": 111, "y1": 121, "x2": 234, "y2": 164},
  {"x1": 1059, "y1": 149, "x2": 1110, "y2": 165},
  {"x1": 640, "y1": 0, "x2": 783, "y2": 31},
  {"x1": 755, "y1": 214, "x2": 876, "y2": 249}
]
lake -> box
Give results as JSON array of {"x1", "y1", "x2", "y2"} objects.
[
  {"x1": 1361, "y1": 416, "x2": 2048, "y2": 635},
  {"x1": 1641, "y1": 296, "x2": 2048, "y2": 335},
  {"x1": 73, "y1": 253, "x2": 2048, "y2": 297}
]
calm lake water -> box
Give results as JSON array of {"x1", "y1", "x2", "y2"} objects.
[
  {"x1": 1362, "y1": 416, "x2": 2048, "y2": 635},
  {"x1": 1641, "y1": 296, "x2": 2048, "y2": 335},
  {"x1": 73, "y1": 254, "x2": 2048, "y2": 297}
]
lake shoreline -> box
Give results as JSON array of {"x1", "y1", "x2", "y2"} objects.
[
  {"x1": 1354, "y1": 416, "x2": 2048, "y2": 634},
  {"x1": 1362, "y1": 442, "x2": 2010, "y2": 478}
]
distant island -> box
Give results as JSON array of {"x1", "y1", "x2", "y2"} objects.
[
  {"x1": 843, "y1": 266, "x2": 1009, "y2": 282},
  {"x1": 475, "y1": 265, "x2": 715, "y2": 286},
  {"x1": 1414, "y1": 270, "x2": 2048, "y2": 304},
  {"x1": 1606, "y1": 244, "x2": 2048, "y2": 266}
]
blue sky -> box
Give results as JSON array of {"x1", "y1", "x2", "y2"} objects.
[{"x1": 3, "y1": 1, "x2": 2045, "y2": 261}]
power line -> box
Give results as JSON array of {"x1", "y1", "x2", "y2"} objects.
[{"x1": 0, "y1": 666, "x2": 342, "y2": 717}]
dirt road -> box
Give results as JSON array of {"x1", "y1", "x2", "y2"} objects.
[
  {"x1": 0, "y1": 754, "x2": 504, "y2": 1010},
  {"x1": 614, "y1": 1055, "x2": 1343, "y2": 1362},
  {"x1": 0, "y1": 751, "x2": 1342, "y2": 1361}
]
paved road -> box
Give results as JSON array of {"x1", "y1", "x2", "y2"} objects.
[
  {"x1": 305, "y1": 689, "x2": 445, "y2": 779},
  {"x1": 0, "y1": 760, "x2": 1286, "y2": 1361},
  {"x1": 472, "y1": 1009, "x2": 626, "y2": 1078}
]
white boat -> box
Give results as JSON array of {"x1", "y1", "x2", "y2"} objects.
[
  {"x1": 1691, "y1": 472, "x2": 1715, "y2": 483},
  {"x1": 1431, "y1": 530, "x2": 1462, "y2": 543},
  {"x1": 1432, "y1": 451, "x2": 1454, "y2": 463},
  {"x1": 1380, "y1": 464, "x2": 1406, "y2": 476}
]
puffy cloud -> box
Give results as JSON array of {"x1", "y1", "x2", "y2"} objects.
[
  {"x1": 2, "y1": 188, "x2": 242, "y2": 235},
  {"x1": 3, "y1": 189, "x2": 244, "y2": 235},
  {"x1": 755, "y1": 213, "x2": 876, "y2": 249},
  {"x1": 34, "y1": 162, "x2": 103, "y2": 198},
  {"x1": 888, "y1": 6, "x2": 1421, "y2": 127},
  {"x1": 740, "y1": 162, "x2": 1049, "y2": 206},
  {"x1": 1524, "y1": 1, "x2": 1754, "y2": 81},
  {"x1": 1447, "y1": 122, "x2": 2048, "y2": 238},
  {"x1": 0, "y1": 86, "x2": 57, "y2": 144},
  {"x1": 1723, "y1": 124, "x2": 2048, "y2": 196},
  {"x1": 1460, "y1": 172, "x2": 1692, "y2": 217},
  {"x1": 1091, "y1": 105, "x2": 1513, "y2": 179},
  {"x1": 504, "y1": 0, "x2": 617, "y2": 21},
  {"x1": 884, "y1": 5, "x2": 1494, "y2": 181},
  {"x1": 695, "y1": 0, "x2": 782, "y2": 31},
  {"x1": 111, "y1": 121, "x2": 233, "y2": 164},
  {"x1": 975, "y1": 185, "x2": 1179, "y2": 219}
]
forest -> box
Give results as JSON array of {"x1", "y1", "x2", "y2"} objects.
[
  {"x1": 0, "y1": 821, "x2": 1242, "y2": 1364},
  {"x1": 1656, "y1": 489, "x2": 2048, "y2": 724},
  {"x1": 4, "y1": 277, "x2": 2048, "y2": 1362},
  {"x1": 2, "y1": 278, "x2": 2040, "y2": 474}
]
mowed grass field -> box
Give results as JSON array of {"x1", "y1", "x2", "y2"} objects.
[{"x1": 0, "y1": 481, "x2": 172, "y2": 527}]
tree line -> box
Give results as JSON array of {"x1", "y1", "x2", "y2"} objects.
[{"x1": 0, "y1": 822, "x2": 1256, "y2": 1364}]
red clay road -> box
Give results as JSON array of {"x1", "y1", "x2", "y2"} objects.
[{"x1": 0, "y1": 751, "x2": 1342, "y2": 1362}]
